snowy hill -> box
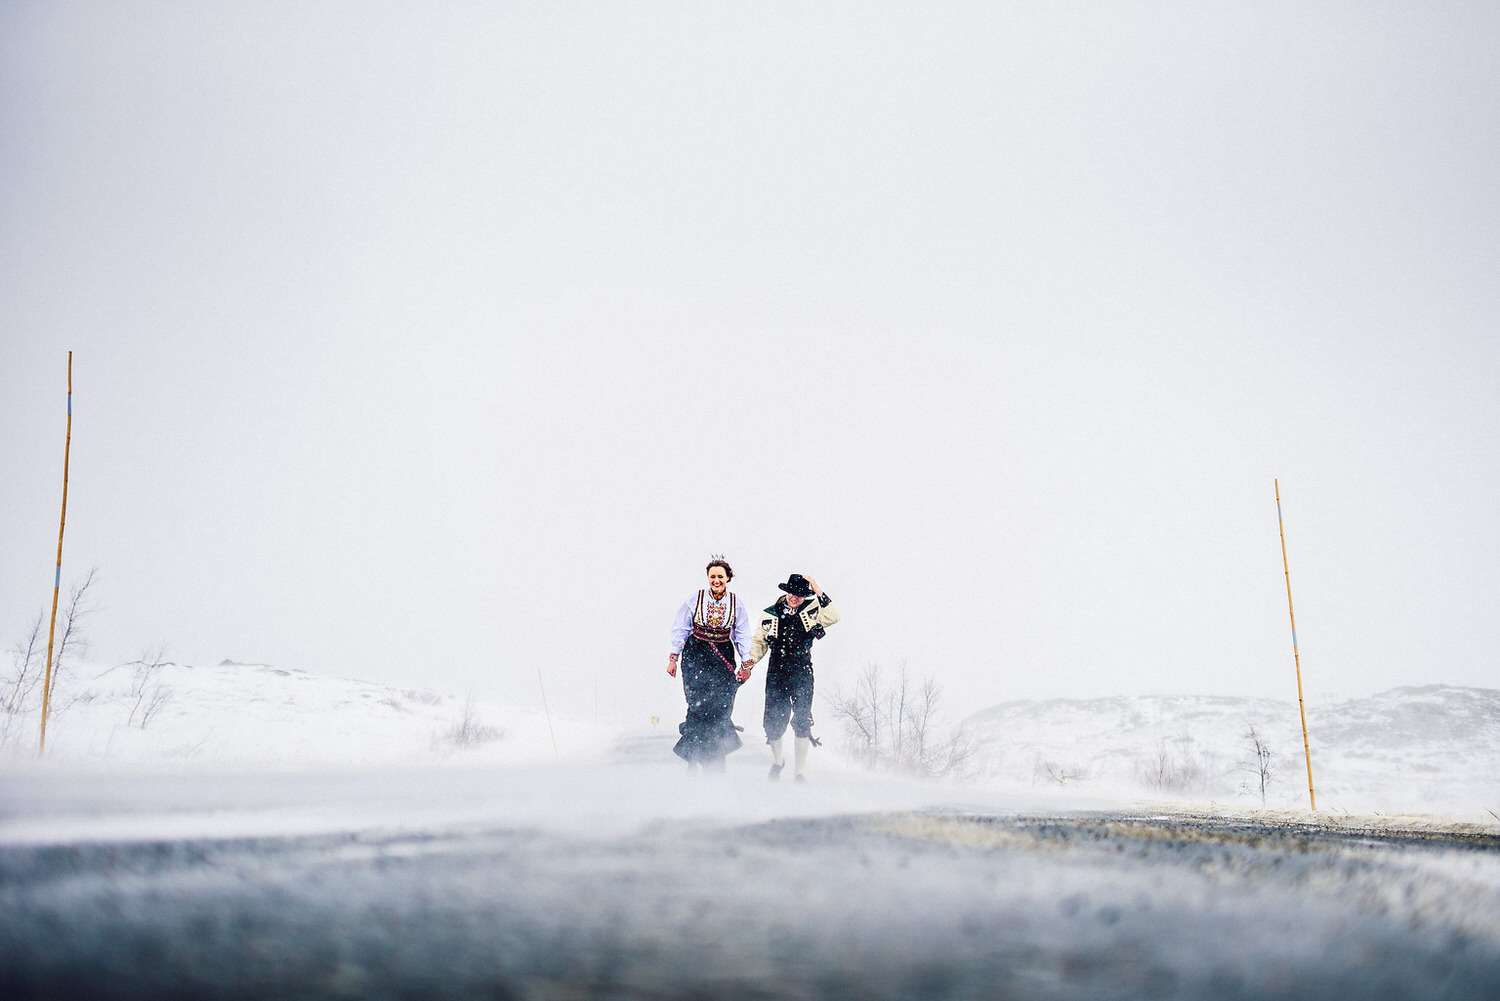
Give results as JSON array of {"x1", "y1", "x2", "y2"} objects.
[
  {"x1": 7, "y1": 658, "x2": 1498, "y2": 822},
  {"x1": 0, "y1": 658, "x2": 607, "y2": 768},
  {"x1": 962, "y1": 685, "x2": 1500, "y2": 816}
]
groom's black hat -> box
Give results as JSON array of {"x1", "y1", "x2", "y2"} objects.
[{"x1": 778, "y1": 574, "x2": 815, "y2": 598}]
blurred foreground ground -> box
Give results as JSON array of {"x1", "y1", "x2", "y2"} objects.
[{"x1": 2, "y1": 753, "x2": 1498, "y2": 1000}]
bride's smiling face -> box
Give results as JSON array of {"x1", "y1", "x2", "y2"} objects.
[{"x1": 707, "y1": 566, "x2": 728, "y2": 598}]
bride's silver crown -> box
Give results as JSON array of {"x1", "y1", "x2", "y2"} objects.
[{"x1": 709, "y1": 552, "x2": 728, "y2": 563}]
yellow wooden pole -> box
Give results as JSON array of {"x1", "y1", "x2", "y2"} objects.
[
  {"x1": 38, "y1": 352, "x2": 73, "y2": 757},
  {"x1": 1275, "y1": 479, "x2": 1316, "y2": 810}
]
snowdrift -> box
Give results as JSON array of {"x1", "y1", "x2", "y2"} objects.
[{"x1": 963, "y1": 685, "x2": 1500, "y2": 816}]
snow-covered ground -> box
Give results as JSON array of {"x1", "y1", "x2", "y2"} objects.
[
  {"x1": 1, "y1": 657, "x2": 604, "y2": 769},
  {"x1": 3, "y1": 663, "x2": 1500, "y2": 999},
  {"x1": 963, "y1": 685, "x2": 1500, "y2": 819},
  {"x1": 4, "y1": 659, "x2": 1498, "y2": 824},
  {"x1": 2, "y1": 754, "x2": 1498, "y2": 999},
  {"x1": 0, "y1": 657, "x2": 1070, "y2": 845}
]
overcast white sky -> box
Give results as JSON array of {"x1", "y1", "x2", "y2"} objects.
[{"x1": 2, "y1": 2, "x2": 1497, "y2": 728}]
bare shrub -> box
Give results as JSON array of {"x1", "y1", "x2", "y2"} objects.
[
  {"x1": 140, "y1": 688, "x2": 172, "y2": 728},
  {"x1": 438, "y1": 693, "x2": 503, "y2": 750},
  {"x1": 2, "y1": 569, "x2": 100, "y2": 752},
  {"x1": 166, "y1": 730, "x2": 214, "y2": 760},
  {"x1": 44, "y1": 567, "x2": 100, "y2": 719},
  {"x1": 1237, "y1": 723, "x2": 1274, "y2": 805},
  {"x1": 827, "y1": 662, "x2": 970, "y2": 777},
  {"x1": 124, "y1": 644, "x2": 174, "y2": 729},
  {"x1": 831, "y1": 663, "x2": 881, "y2": 768},
  {"x1": 940, "y1": 722, "x2": 977, "y2": 777},
  {"x1": 1138, "y1": 733, "x2": 1216, "y2": 794},
  {"x1": 1036, "y1": 758, "x2": 1091, "y2": 787},
  {"x1": 0, "y1": 611, "x2": 47, "y2": 749}
]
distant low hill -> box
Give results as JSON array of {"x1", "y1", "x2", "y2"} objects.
[
  {"x1": 962, "y1": 685, "x2": 1500, "y2": 816},
  {"x1": 0, "y1": 659, "x2": 600, "y2": 767}
]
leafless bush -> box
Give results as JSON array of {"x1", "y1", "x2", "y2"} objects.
[
  {"x1": 0, "y1": 611, "x2": 47, "y2": 749},
  {"x1": 827, "y1": 662, "x2": 970, "y2": 777},
  {"x1": 1036, "y1": 758, "x2": 1092, "y2": 786},
  {"x1": 1237, "y1": 723, "x2": 1274, "y2": 804},
  {"x1": 940, "y1": 722, "x2": 977, "y2": 777},
  {"x1": 1138, "y1": 733, "x2": 1215, "y2": 794},
  {"x1": 438, "y1": 693, "x2": 503, "y2": 750},
  {"x1": 165, "y1": 730, "x2": 214, "y2": 760},
  {"x1": 44, "y1": 567, "x2": 100, "y2": 719},
  {"x1": 125, "y1": 644, "x2": 174, "y2": 729},
  {"x1": 1, "y1": 569, "x2": 100, "y2": 751},
  {"x1": 1141, "y1": 739, "x2": 1191, "y2": 791}
]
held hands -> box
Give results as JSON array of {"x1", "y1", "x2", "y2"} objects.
[{"x1": 671, "y1": 653, "x2": 756, "y2": 680}]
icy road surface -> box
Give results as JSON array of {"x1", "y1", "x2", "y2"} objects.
[{"x1": 2, "y1": 749, "x2": 1499, "y2": 1000}]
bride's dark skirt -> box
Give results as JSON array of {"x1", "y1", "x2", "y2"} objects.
[{"x1": 673, "y1": 636, "x2": 743, "y2": 763}]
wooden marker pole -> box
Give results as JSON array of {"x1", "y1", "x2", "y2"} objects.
[
  {"x1": 1275, "y1": 479, "x2": 1316, "y2": 810},
  {"x1": 38, "y1": 352, "x2": 74, "y2": 756}
]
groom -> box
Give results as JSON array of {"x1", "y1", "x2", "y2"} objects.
[{"x1": 745, "y1": 574, "x2": 840, "y2": 782}]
